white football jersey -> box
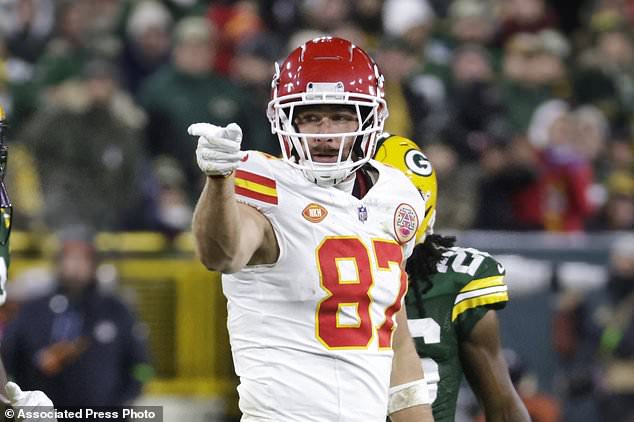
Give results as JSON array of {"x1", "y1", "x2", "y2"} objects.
[{"x1": 223, "y1": 152, "x2": 425, "y2": 422}]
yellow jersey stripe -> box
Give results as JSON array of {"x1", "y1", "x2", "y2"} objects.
[
  {"x1": 235, "y1": 177, "x2": 278, "y2": 197},
  {"x1": 459, "y1": 275, "x2": 505, "y2": 294},
  {"x1": 452, "y1": 291, "x2": 509, "y2": 321}
]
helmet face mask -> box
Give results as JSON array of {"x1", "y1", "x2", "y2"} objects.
[{"x1": 268, "y1": 37, "x2": 388, "y2": 185}]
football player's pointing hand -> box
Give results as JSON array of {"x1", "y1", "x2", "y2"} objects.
[{"x1": 188, "y1": 122, "x2": 244, "y2": 177}]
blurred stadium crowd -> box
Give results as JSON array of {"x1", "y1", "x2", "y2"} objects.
[
  {"x1": 0, "y1": 1, "x2": 633, "y2": 421},
  {"x1": 0, "y1": 0, "x2": 632, "y2": 235}
]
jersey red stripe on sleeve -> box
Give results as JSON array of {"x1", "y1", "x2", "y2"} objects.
[
  {"x1": 235, "y1": 169, "x2": 276, "y2": 189},
  {"x1": 235, "y1": 186, "x2": 278, "y2": 205}
]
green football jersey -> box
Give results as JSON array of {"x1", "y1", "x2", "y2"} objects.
[
  {"x1": 0, "y1": 106, "x2": 10, "y2": 302},
  {"x1": 405, "y1": 246, "x2": 509, "y2": 422},
  {"x1": 0, "y1": 205, "x2": 10, "y2": 302}
]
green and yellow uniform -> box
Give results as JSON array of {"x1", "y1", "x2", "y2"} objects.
[
  {"x1": 405, "y1": 246, "x2": 509, "y2": 422},
  {"x1": 0, "y1": 205, "x2": 10, "y2": 301},
  {"x1": 0, "y1": 106, "x2": 11, "y2": 303}
]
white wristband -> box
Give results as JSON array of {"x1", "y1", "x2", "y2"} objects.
[{"x1": 388, "y1": 379, "x2": 432, "y2": 414}]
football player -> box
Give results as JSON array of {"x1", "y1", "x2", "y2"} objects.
[
  {"x1": 375, "y1": 134, "x2": 531, "y2": 422},
  {"x1": 189, "y1": 38, "x2": 433, "y2": 421},
  {"x1": 0, "y1": 107, "x2": 56, "y2": 418}
]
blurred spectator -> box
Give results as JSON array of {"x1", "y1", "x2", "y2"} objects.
[
  {"x1": 573, "y1": 27, "x2": 634, "y2": 133},
  {"x1": 501, "y1": 32, "x2": 567, "y2": 134},
  {"x1": 548, "y1": 0, "x2": 587, "y2": 35},
  {"x1": 231, "y1": 34, "x2": 281, "y2": 113},
  {"x1": 206, "y1": 0, "x2": 264, "y2": 76},
  {"x1": 331, "y1": 21, "x2": 371, "y2": 50},
  {"x1": 350, "y1": 0, "x2": 384, "y2": 44},
  {"x1": 35, "y1": 0, "x2": 111, "y2": 88},
  {"x1": 88, "y1": 0, "x2": 127, "y2": 38},
  {"x1": 443, "y1": 0, "x2": 498, "y2": 56},
  {"x1": 151, "y1": 156, "x2": 193, "y2": 236},
  {"x1": 529, "y1": 100, "x2": 595, "y2": 231},
  {"x1": 258, "y1": 0, "x2": 304, "y2": 42},
  {"x1": 421, "y1": 0, "x2": 499, "y2": 81},
  {"x1": 230, "y1": 34, "x2": 282, "y2": 155},
  {"x1": 382, "y1": 0, "x2": 435, "y2": 53},
  {"x1": 449, "y1": 0, "x2": 496, "y2": 46},
  {"x1": 473, "y1": 136, "x2": 543, "y2": 230},
  {"x1": 374, "y1": 36, "x2": 447, "y2": 144},
  {"x1": 424, "y1": 143, "x2": 478, "y2": 230},
  {"x1": 574, "y1": 104, "x2": 612, "y2": 214},
  {"x1": 586, "y1": 171, "x2": 634, "y2": 231},
  {"x1": 20, "y1": 58, "x2": 150, "y2": 231},
  {"x1": 531, "y1": 29, "x2": 571, "y2": 99},
  {"x1": 574, "y1": 105, "x2": 610, "y2": 173},
  {"x1": 442, "y1": 44, "x2": 509, "y2": 162},
  {"x1": 159, "y1": 0, "x2": 207, "y2": 21},
  {"x1": 300, "y1": 0, "x2": 352, "y2": 34},
  {"x1": 121, "y1": 0, "x2": 172, "y2": 97},
  {"x1": 1, "y1": 227, "x2": 151, "y2": 406},
  {"x1": 540, "y1": 106, "x2": 595, "y2": 231},
  {"x1": 0, "y1": 53, "x2": 39, "y2": 134},
  {"x1": 495, "y1": 0, "x2": 558, "y2": 46},
  {"x1": 0, "y1": 268, "x2": 55, "y2": 335},
  {"x1": 607, "y1": 130, "x2": 634, "y2": 175},
  {"x1": 585, "y1": 0, "x2": 634, "y2": 36},
  {"x1": 139, "y1": 16, "x2": 258, "y2": 203},
  {"x1": 0, "y1": 0, "x2": 55, "y2": 64},
  {"x1": 553, "y1": 233, "x2": 634, "y2": 422}
]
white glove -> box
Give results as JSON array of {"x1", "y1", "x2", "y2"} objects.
[
  {"x1": 188, "y1": 122, "x2": 244, "y2": 176},
  {"x1": 6, "y1": 382, "x2": 57, "y2": 421},
  {"x1": 4, "y1": 382, "x2": 57, "y2": 422},
  {"x1": 6, "y1": 382, "x2": 54, "y2": 407}
]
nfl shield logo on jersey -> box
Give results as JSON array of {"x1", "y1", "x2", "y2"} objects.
[
  {"x1": 357, "y1": 205, "x2": 368, "y2": 223},
  {"x1": 394, "y1": 203, "x2": 418, "y2": 244}
]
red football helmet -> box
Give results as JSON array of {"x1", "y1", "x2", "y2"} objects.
[{"x1": 267, "y1": 37, "x2": 388, "y2": 185}]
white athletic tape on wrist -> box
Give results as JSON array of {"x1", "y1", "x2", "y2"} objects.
[{"x1": 388, "y1": 379, "x2": 432, "y2": 414}]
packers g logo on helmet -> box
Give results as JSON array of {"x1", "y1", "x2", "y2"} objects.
[
  {"x1": 404, "y1": 149, "x2": 433, "y2": 177},
  {"x1": 374, "y1": 134, "x2": 437, "y2": 243}
]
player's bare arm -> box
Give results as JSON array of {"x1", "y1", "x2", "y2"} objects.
[
  {"x1": 460, "y1": 311, "x2": 530, "y2": 422},
  {"x1": 189, "y1": 123, "x2": 278, "y2": 273},
  {"x1": 389, "y1": 306, "x2": 435, "y2": 422},
  {"x1": 192, "y1": 176, "x2": 278, "y2": 272}
]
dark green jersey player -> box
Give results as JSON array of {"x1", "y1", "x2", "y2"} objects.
[
  {"x1": 0, "y1": 106, "x2": 12, "y2": 305},
  {"x1": 0, "y1": 106, "x2": 56, "y2": 411},
  {"x1": 375, "y1": 135, "x2": 530, "y2": 422},
  {"x1": 406, "y1": 244, "x2": 509, "y2": 421}
]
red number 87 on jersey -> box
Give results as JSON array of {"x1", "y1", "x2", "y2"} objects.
[{"x1": 315, "y1": 237, "x2": 407, "y2": 350}]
